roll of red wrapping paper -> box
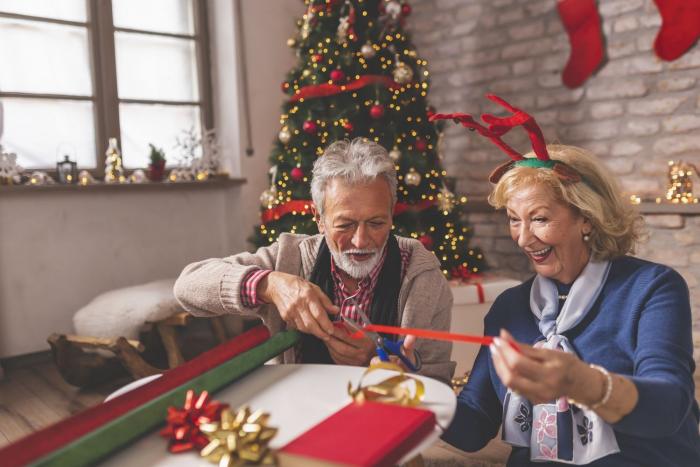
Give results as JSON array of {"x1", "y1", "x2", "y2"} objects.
[{"x1": 0, "y1": 324, "x2": 280, "y2": 467}]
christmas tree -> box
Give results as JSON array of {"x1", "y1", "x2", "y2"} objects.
[{"x1": 251, "y1": 0, "x2": 485, "y2": 278}]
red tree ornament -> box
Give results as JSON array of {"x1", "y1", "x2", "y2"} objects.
[
  {"x1": 302, "y1": 120, "x2": 318, "y2": 134},
  {"x1": 312, "y1": 53, "x2": 324, "y2": 63},
  {"x1": 370, "y1": 104, "x2": 385, "y2": 119},
  {"x1": 415, "y1": 138, "x2": 427, "y2": 151},
  {"x1": 401, "y1": 3, "x2": 412, "y2": 16},
  {"x1": 291, "y1": 167, "x2": 304, "y2": 181},
  {"x1": 330, "y1": 69, "x2": 345, "y2": 83},
  {"x1": 343, "y1": 121, "x2": 354, "y2": 132},
  {"x1": 419, "y1": 234, "x2": 434, "y2": 250}
]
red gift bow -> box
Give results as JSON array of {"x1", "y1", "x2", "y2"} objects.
[
  {"x1": 451, "y1": 266, "x2": 485, "y2": 303},
  {"x1": 160, "y1": 390, "x2": 228, "y2": 453}
]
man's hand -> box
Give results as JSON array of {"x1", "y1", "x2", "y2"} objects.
[
  {"x1": 326, "y1": 324, "x2": 376, "y2": 366},
  {"x1": 258, "y1": 271, "x2": 339, "y2": 341},
  {"x1": 370, "y1": 334, "x2": 418, "y2": 371}
]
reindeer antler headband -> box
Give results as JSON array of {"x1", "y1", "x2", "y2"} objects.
[{"x1": 429, "y1": 94, "x2": 581, "y2": 184}]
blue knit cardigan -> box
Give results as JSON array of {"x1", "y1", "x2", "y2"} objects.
[{"x1": 443, "y1": 256, "x2": 700, "y2": 466}]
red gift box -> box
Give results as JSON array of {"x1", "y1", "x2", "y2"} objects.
[{"x1": 278, "y1": 401, "x2": 435, "y2": 467}]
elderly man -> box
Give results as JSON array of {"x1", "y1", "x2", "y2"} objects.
[{"x1": 174, "y1": 138, "x2": 455, "y2": 382}]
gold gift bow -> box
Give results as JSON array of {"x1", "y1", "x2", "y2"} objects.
[
  {"x1": 347, "y1": 361, "x2": 425, "y2": 407},
  {"x1": 199, "y1": 406, "x2": 277, "y2": 466}
]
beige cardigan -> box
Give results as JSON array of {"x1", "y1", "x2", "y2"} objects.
[{"x1": 174, "y1": 233, "x2": 456, "y2": 383}]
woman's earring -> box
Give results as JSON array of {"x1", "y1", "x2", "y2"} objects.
[{"x1": 583, "y1": 232, "x2": 591, "y2": 242}]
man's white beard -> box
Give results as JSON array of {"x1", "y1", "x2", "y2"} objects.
[{"x1": 328, "y1": 243, "x2": 383, "y2": 279}]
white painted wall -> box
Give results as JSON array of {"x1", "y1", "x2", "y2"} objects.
[{"x1": 0, "y1": 0, "x2": 301, "y2": 357}]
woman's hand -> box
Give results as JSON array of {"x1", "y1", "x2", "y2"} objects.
[{"x1": 490, "y1": 329, "x2": 586, "y2": 405}]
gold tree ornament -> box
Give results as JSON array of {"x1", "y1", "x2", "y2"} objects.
[
  {"x1": 666, "y1": 160, "x2": 697, "y2": 204},
  {"x1": 405, "y1": 169, "x2": 421, "y2": 186},
  {"x1": 337, "y1": 15, "x2": 350, "y2": 44},
  {"x1": 392, "y1": 61, "x2": 414, "y2": 84},
  {"x1": 260, "y1": 187, "x2": 278, "y2": 208},
  {"x1": 278, "y1": 128, "x2": 292, "y2": 144},
  {"x1": 438, "y1": 186, "x2": 456, "y2": 212},
  {"x1": 389, "y1": 147, "x2": 401, "y2": 161},
  {"x1": 361, "y1": 42, "x2": 376, "y2": 59}
]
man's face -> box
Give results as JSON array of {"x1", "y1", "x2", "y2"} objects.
[{"x1": 316, "y1": 177, "x2": 393, "y2": 279}]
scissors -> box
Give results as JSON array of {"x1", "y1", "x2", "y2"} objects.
[{"x1": 342, "y1": 309, "x2": 418, "y2": 372}]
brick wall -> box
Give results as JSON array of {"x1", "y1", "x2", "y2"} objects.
[{"x1": 409, "y1": 0, "x2": 700, "y2": 358}]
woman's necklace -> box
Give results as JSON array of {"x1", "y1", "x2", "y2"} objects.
[{"x1": 558, "y1": 294, "x2": 568, "y2": 301}]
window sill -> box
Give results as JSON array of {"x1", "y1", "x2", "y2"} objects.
[{"x1": 0, "y1": 176, "x2": 246, "y2": 194}]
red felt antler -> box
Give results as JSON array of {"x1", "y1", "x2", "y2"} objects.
[{"x1": 429, "y1": 94, "x2": 550, "y2": 162}]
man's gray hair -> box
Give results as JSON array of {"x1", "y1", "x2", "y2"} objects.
[{"x1": 311, "y1": 138, "x2": 397, "y2": 215}]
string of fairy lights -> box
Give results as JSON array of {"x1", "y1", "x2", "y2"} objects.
[{"x1": 629, "y1": 160, "x2": 698, "y2": 205}]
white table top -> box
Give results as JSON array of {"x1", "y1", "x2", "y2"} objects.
[{"x1": 100, "y1": 364, "x2": 457, "y2": 466}]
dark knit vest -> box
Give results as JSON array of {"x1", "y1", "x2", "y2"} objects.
[{"x1": 299, "y1": 235, "x2": 402, "y2": 363}]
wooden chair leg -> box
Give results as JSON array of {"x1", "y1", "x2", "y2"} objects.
[
  {"x1": 157, "y1": 323, "x2": 184, "y2": 369},
  {"x1": 113, "y1": 337, "x2": 161, "y2": 379},
  {"x1": 209, "y1": 317, "x2": 228, "y2": 344}
]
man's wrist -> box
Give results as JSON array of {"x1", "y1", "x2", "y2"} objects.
[{"x1": 255, "y1": 270, "x2": 275, "y2": 304}]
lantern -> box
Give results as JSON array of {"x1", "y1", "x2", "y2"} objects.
[{"x1": 56, "y1": 155, "x2": 78, "y2": 184}]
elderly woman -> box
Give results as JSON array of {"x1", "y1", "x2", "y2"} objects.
[{"x1": 434, "y1": 98, "x2": 700, "y2": 466}]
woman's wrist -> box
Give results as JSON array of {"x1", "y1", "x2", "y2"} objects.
[{"x1": 566, "y1": 361, "x2": 609, "y2": 410}]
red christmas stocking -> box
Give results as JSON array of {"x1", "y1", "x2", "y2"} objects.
[
  {"x1": 557, "y1": 0, "x2": 604, "y2": 88},
  {"x1": 653, "y1": 0, "x2": 700, "y2": 61}
]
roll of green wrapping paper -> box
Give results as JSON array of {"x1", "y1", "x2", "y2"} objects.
[{"x1": 31, "y1": 330, "x2": 300, "y2": 467}]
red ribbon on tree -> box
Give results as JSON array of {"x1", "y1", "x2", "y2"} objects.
[
  {"x1": 261, "y1": 198, "x2": 438, "y2": 224},
  {"x1": 289, "y1": 75, "x2": 402, "y2": 102},
  {"x1": 160, "y1": 390, "x2": 228, "y2": 453},
  {"x1": 393, "y1": 199, "x2": 436, "y2": 216},
  {"x1": 261, "y1": 200, "x2": 314, "y2": 223}
]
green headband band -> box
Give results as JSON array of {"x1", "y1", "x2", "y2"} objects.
[{"x1": 514, "y1": 159, "x2": 556, "y2": 170}]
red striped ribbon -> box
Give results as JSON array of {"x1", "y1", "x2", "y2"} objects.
[{"x1": 357, "y1": 324, "x2": 521, "y2": 353}]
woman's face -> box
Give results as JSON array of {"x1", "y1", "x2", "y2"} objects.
[{"x1": 506, "y1": 184, "x2": 591, "y2": 284}]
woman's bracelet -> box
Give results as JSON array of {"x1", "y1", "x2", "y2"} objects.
[{"x1": 567, "y1": 363, "x2": 613, "y2": 411}]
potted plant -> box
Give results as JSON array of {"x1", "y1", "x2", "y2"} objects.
[{"x1": 147, "y1": 144, "x2": 166, "y2": 182}]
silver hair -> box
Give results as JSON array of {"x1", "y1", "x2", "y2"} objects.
[{"x1": 311, "y1": 138, "x2": 397, "y2": 215}]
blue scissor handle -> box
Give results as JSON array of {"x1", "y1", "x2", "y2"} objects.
[
  {"x1": 379, "y1": 339, "x2": 418, "y2": 372},
  {"x1": 375, "y1": 346, "x2": 390, "y2": 362}
]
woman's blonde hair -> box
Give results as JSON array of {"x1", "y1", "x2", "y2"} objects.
[{"x1": 488, "y1": 145, "x2": 645, "y2": 261}]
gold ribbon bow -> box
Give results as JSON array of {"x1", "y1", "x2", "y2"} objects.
[
  {"x1": 347, "y1": 362, "x2": 425, "y2": 407},
  {"x1": 199, "y1": 406, "x2": 277, "y2": 466}
]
